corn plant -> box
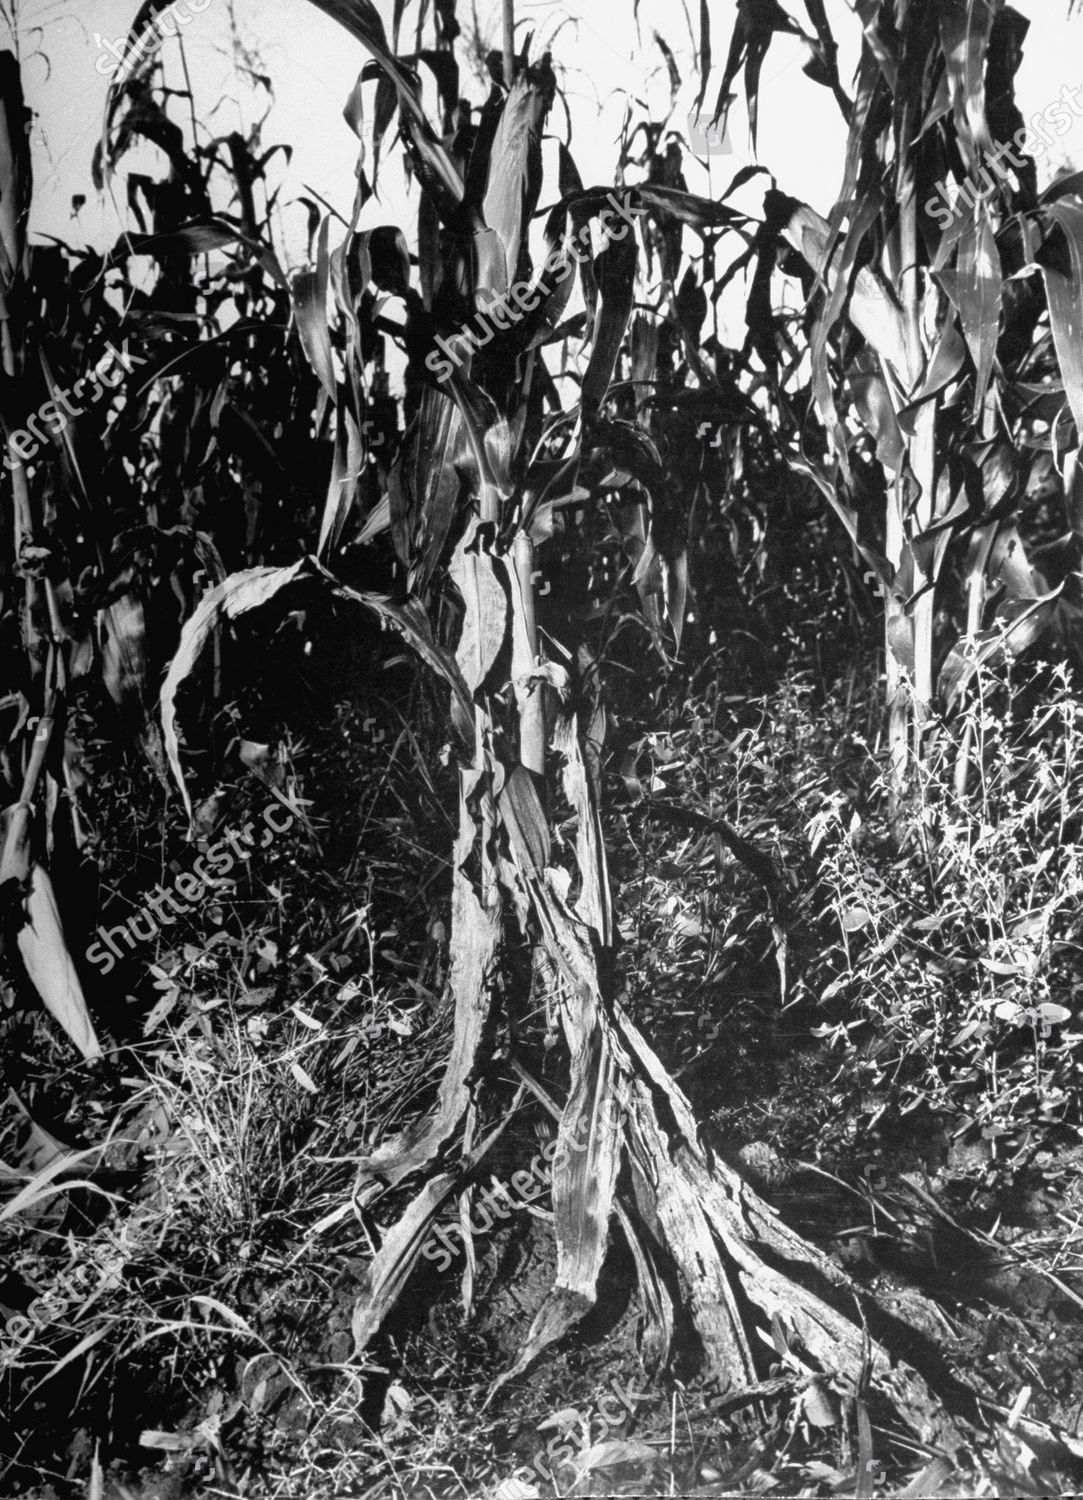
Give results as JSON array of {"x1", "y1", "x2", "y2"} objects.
[
  {"x1": 0, "y1": 53, "x2": 101, "y2": 1063},
  {"x1": 1, "y1": 18, "x2": 343, "y2": 1076},
  {"x1": 89, "y1": 0, "x2": 1023, "y2": 1447},
  {"x1": 715, "y1": 0, "x2": 1083, "y2": 795}
]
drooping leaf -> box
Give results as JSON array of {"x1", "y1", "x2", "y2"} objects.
[
  {"x1": 555, "y1": 143, "x2": 598, "y2": 326},
  {"x1": 801, "y1": 0, "x2": 852, "y2": 118},
  {"x1": 444, "y1": 370, "x2": 512, "y2": 519},
  {"x1": 849, "y1": 353, "x2": 905, "y2": 471},
  {"x1": 160, "y1": 563, "x2": 315, "y2": 823},
  {"x1": 898, "y1": 318, "x2": 967, "y2": 418},
  {"x1": 1040, "y1": 169, "x2": 1083, "y2": 207},
  {"x1": 110, "y1": 218, "x2": 288, "y2": 289},
  {"x1": 788, "y1": 451, "x2": 892, "y2": 596},
  {"x1": 351, "y1": 1092, "x2": 521, "y2": 1353},
  {"x1": 368, "y1": 225, "x2": 412, "y2": 297},
  {"x1": 695, "y1": 0, "x2": 712, "y2": 116},
  {"x1": 712, "y1": 0, "x2": 808, "y2": 151},
  {"x1": 0, "y1": 805, "x2": 101, "y2": 1061},
  {"x1": 0, "y1": 52, "x2": 30, "y2": 288},
  {"x1": 546, "y1": 183, "x2": 747, "y2": 242},
  {"x1": 160, "y1": 560, "x2": 474, "y2": 824}
]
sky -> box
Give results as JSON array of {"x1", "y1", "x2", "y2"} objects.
[{"x1": 9, "y1": 1, "x2": 1083, "y2": 285}]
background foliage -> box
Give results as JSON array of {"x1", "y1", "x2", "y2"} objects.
[{"x1": 5, "y1": 2, "x2": 1083, "y2": 1497}]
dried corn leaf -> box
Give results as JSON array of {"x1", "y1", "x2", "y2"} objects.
[
  {"x1": 351, "y1": 1105, "x2": 517, "y2": 1355},
  {"x1": 17, "y1": 863, "x2": 101, "y2": 1061},
  {"x1": 1, "y1": 804, "x2": 100, "y2": 1060},
  {"x1": 497, "y1": 879, "x2": 621, "y2": 1386},
  {"x1": 449, "y1": 521, "x2": 508, "y2": 693},
  {"x1": 613, "y1": 1196, "x2": 673, "y2": 1370},
  {"x1": 552, "y1": 711, "x2": 612, "y2": 945},
  {"x1": 351, "y1": 776, "x2": 499, "y2": 1196},
  {"x1": 610, "y1": 1001, "x2": 969, "y2": 1446}
]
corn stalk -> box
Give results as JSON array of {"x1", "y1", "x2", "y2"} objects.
[{"x1": 721, "y1": 0, "x2": 1074, "y2": 797}]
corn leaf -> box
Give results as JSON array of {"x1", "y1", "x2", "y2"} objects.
[
  {"x1": 1038, "y1": 201, "x2": 1083, "y2": 439},
  {"x1": 397, "y1": 389, "x2": 462, "y2": 596},
  {"x1": 936, "y1": 212, "x2": 1002, "y2": 419},
  {"x1": 552, "y1": 710, "x2": 612, "y2": 945},
  {"x1": 112, "y1": 218, "x2": 288, "y2": 290},
  {"x1": 316, "y1": 407, "x2": 353, "y2": 560},
  {"x1": 939, "y1": 588, "x2": 1063, "y2": 706},
  {"x1": 0, "y1": 51, "x2": 30, "y2": 287},
  {"x1": 161, "y1": 560, "x2": 474, "y2": 824},
  {"x1": 99, "y1": 595, "x2": 148, "y2": 721},
  {"x1": 938, "y1": 0, "x2": 996, "y2": 167},
  {"x1": 291, "y1": 215, "x2": 337, "y2": 403},
  {"x1": 448, "y1": 521, "x2": 508, "y2": 694},
  {"x1": 479, "y1": 57, "x2": 555, "y2": 296},
  {"x1": 582, "y1": 229, "x2": 637, "y2": 417},
  {"x1": 351, "y1": 773, "x2": 499, "y2": 1197},
  {"x1": 495, "y1": 883, "x2": 622, "y2": 1387},
  {"x1": 106, "y1": 0, "x2": 465, "y2": 212},
  {"x1": 498, "y1": 764, "x2": 550, "y2": 876},
  {"x1": 0, "y1": 805, "x2": 101, "y2": 1061},
  {"x1": 711, "y1": 0, "x2": 806, "y2": 151},
  {"x1": 351, "y1": 1101, "x2": 521, "y2": 1353},
  {"x1": 21, "y1": 865, "x2": 101, "y2": 1061},
  {"x1": 775, "y1": 193, "x2": 913, "y2": 388}
]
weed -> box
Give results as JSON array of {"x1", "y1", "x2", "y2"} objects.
[{"x1": 807, "y1": 660, "x2": 1083, "y2": 1157}]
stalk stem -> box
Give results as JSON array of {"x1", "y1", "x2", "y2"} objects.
[{"x1": 502, "y1": 0, "x2": 515, "y2": 88}]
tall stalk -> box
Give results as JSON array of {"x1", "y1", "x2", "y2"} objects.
[
  {"x1": 899, "y1": 166, "x2": 938, "y2": 772},
  {"x1": 500, "y1": 0, "x2": 546, "y2": 775},
  {"x1": 502, "y1": 0, "x2": 514, "y2": 89}
]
